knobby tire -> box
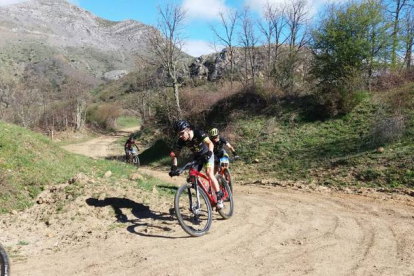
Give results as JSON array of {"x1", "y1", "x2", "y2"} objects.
[
  {"x1": 222, "y1": 168, "x2": 233, "y2": 193},
  {"x1": 0, "y1": 244, "x2": 10, "y2": 276},
  {"x1": 174, "y1": 184, "x2": 212, "y2": 237},
  {"x1": 216, "y1": 174, "x2": 234, "y2": 219},
  {"x1": 133, "y1": 156, "x2": 140, "y2": 168}
]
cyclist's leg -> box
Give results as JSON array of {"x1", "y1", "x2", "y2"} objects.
[
  {"x1": 205, "y1": 153, "x2": 220, "y2": 192},
  {"x1": 213, "y1": 154, "x2": 220, "y2": 174},
  {"x1": 126, "y1": 149, "x2": 132, "y2": 161}
]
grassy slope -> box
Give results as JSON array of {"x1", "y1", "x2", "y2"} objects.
[
  {"x1": 134, "y1": 82, "x2": 414, "y2": 189},
  {"x1": 0, "y1": 121, "x2": 173, "y2": 213},
  {"x1": 232, "y1": 85, "x2": 414, "y2": 188}
]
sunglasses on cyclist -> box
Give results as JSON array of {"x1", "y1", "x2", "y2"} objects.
[{"x1": 211, "y1": 135, "x2": 218, "y2": 139}]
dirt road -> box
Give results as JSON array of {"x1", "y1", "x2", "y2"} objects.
[{"x1": 3, "y1": 129, "x2": 414, "y2": 276}]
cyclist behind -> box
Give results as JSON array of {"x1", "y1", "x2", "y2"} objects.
[
  {"x1": 125, "y1": 135, "x2": 139, "y2": 161},
  {"x1": 209, "y1": 128, "x2": 239, "y2": 174},
  {"x1": 169, "y1": 120, "x2": 224, "y2": 209}
]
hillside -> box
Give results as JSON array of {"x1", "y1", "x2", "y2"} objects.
[
  {"x1": 131, "y1": 81, "x2": 414, "y2": 191},
  {"x1": 2, "y1": 117, "x2": 414, "y2": 276},
  {"x1": 0, "y1": 120, "x2": 172, "y2": 213},
  {"x1": 0, "y1": 0, "x2": 153, "y2": 83}
]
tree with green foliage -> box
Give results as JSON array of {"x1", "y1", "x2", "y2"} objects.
[{"x1": 310, "y1": 1, "x2": 387, "y2": 115}]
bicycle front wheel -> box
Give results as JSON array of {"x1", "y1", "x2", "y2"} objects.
[
  {"x1": 217, "y1": 174, "x2": 234, "y2": 220},
  {"x1": 174, "y1": 184, "x2": 212, "y2": 237},
  {"x1": 133, "y1": 156, "x2": 140, "y2": 168},
  {"x1": 0, "y1": 244, "x2": 10, "y2": 276}
]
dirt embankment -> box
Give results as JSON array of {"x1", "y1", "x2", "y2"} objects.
[{"x1": 2, "y1": 128, "x2": 414, "y2": 276}]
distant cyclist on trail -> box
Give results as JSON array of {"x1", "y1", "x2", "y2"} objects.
[
  {"x1": 209, "y1": 128, "x2": 239, "y2": 174},
  {"x1": 169, "y1": 120, "x2": 224, "y2": 209},
  {"x1": 124, "y1": 135, "x2": 139, "y2": 161}
]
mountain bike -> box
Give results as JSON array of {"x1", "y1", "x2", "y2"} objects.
[
  {"x1": 126, "y1": 149, "x2": 140, "y2": 168},
  {"x1": 0, "y1": 243, "x2": 10, "y2": 276},
  {"x1": 216, "y1": 154, "x2": 233, "y2": 193},
  {"x1": 170, "y1": 160, "x2": 234, "y2": 237}
]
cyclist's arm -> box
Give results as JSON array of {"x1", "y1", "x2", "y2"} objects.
[
  {"x1": 170, "y1": 151, "x2": 180, "y2": 166},
  {"x1": 226, "y1": 142, "x2": 235, "y2": 153},
  {"x1": 134, "y1": 142, "x2": 139, "y2": 151},
  {"x1": 203, "y1": 137, "x2": 214, "y2": 152},
  {"x1": 171, "y1": 139, "x2": 184, "y2": 167}
]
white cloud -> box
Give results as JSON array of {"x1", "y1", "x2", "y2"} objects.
[
  {"x1": 182, "y1": 0, "x2": 228, "y2": 21},
  {"x1": 183, "y1": 40, "x2": 224, "y2": 57},
  {"x1": 244, "y1": 0, "x2": 286, "y2": 12},
  {"x1": 0, "y1": 0, "x2": 28, "y2": 6}
]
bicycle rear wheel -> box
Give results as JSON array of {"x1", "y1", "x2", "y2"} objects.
[
  {"x1": 174, "y1": 184, "x2": 212, "y2": 237},
  {"x1": 222, "y1": 168, "x2": 233, "y2": 192},
  {"x1": 0, "y1": 244, "x2": 10, "y2": 276},
  {"x1": 217, "y1": 174, "x2": 234, "y2": 219}
]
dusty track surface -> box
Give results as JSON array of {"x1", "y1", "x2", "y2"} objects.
[{"x1": 2, "y1": 129, "x2": 414, "y2": 276}]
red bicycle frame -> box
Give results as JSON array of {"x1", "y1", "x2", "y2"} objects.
[{"x1": 189, "y1": 167, "x2": 229, "y2": 208}]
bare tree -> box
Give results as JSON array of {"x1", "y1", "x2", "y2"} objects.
[
  {"x1": 388, "y1": 0, "x2": 408, "y2": 69},
  {"x1": 59, "y1": 74, "x2": 91, "y2": 132},
  {"x1": 0, "y1": 80, "x2": 13, "y2": 119},
  {"x1": 239, "y1": 6, "x2": 260, "y2": 87},
  {"x1": 259, "y1": 2, "x2": 288, "y2": 80},
  {"x1": 259, "y1": 3, "x2": 276, "y2": 79},
  {"x1": 283, "y1": 0, "x2": 310, "y2": 94},
  {"x1": 147, "y1": 1, "x2": 187, "y2": 118},
  {"x1": 211, "y1": 8, "x2": 240, "y2": 86},
  {"x1": 404, "y1": 5, "x2": 414, "y2": 68},
  {"x1": 10, "y1": 83, "x2": 42, "y2": 128}
]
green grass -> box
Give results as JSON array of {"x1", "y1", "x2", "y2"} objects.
[
  {"x1": 0, "y1": 120, "x2": 163, "y2": 213},
  {"x1": 115, "y1": 116, "x2": 141, "y2": 129},
  {"x1": 17, "y1": 241, "x2": 29, "y2": 246},
  {"x1": 230, "y1": 87, "x2": 414, "y2": 188}
]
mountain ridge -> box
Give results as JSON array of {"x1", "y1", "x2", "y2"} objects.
[{"x1": 0, "y1": 0, "x2": 153, "y2": 82}]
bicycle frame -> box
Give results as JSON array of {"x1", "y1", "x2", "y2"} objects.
[{"x1": 189, "y1": 167, "x2": 219, "y2": 207}]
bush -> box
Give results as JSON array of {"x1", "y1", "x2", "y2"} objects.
[
  {"x1": 86, "y1": 103, "x2": 123, "y2": 131},
  {"x1": 369, "y1": 114, "x2": 405, "y2": 146}
]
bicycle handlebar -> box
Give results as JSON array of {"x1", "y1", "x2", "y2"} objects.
[{"x1": 169, "y1": 160, "x2": 200, "y2": 177}]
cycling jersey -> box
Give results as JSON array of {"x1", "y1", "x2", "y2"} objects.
[
  {"x1": 212, "y1": 136, "x2": 228, "y2": 156},
  {"x1": 174, "y1": 128, "x2": 209, "y2": 157},
  {"x1": 125, "y1": 140, "x2": 138, "y2": 151}
]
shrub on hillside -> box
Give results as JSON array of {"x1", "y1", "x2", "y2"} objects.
[
  {"x1": 369, "y1": 114, "x2": 405, "y2": 146},
  {"x1": 311, "y1": 73, "x2": 368, "y2": 119},
  {"x1": 371, "y1": 70, "x2": 414, "y2": 91},
  {"x1": 86, "y1": 103, "x2": 123, "y2": 131}
]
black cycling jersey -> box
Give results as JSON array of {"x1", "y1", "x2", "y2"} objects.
[
  {"x1": 212, "y1": 136, "x2": 228, "y2": 155},
  {"x1": 174, "y1": 128, "x2": 209, "y2": 157}
]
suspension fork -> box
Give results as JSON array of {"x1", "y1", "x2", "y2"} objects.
[
  {"x1": 187, "y1": 177, "x2": 201, "y2": 213},
  {"x1": 188, "y1": 176, "x2": 201, "y2": 215}
]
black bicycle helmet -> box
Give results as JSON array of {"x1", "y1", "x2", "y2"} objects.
[{"x1": 173, "y1": 120, "x2": 190, "y2": 132}]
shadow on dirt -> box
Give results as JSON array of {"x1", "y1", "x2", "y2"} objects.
[
  {"x1": 86, "y1": 197, "x2": 188, "y2": 239},
  {"x1": 105, "y1": 155, "x2": 126, "y2": 162}
]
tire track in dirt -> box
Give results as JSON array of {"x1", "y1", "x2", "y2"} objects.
[{"x1": 6, "y1": 129, "x2": 414, "y2": 276}]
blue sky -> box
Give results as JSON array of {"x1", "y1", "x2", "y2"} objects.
[{"x1": 0, "y1": 0, "x2": 335, "y2": 56}]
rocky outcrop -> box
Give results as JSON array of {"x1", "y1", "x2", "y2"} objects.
[{"x1": 189, "y1": 48, "x2": 234, "y2": 81}]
